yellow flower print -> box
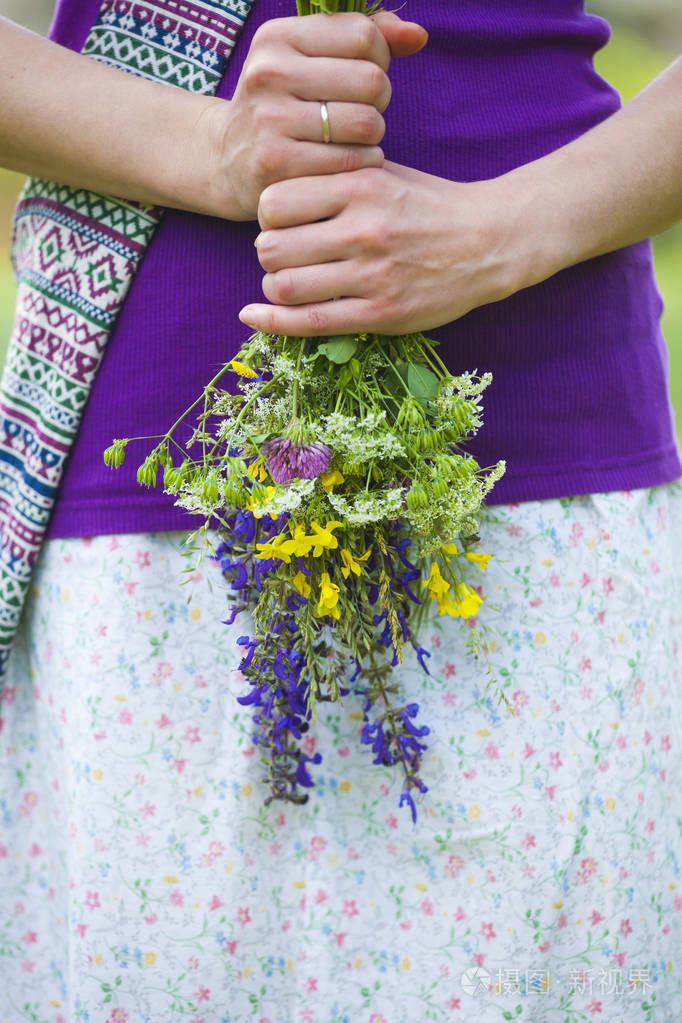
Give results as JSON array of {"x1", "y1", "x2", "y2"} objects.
[{"x1": 144, "y1": 951, "x2": 156, "y2": 965}]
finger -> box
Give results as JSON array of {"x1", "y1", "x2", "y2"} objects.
[
  {"x1": 261, "y1": 261, "x2": 363, "y2": 307},
  {"x1": 371, "y1": 11, "x2": 429, "y2": 59},
  {"x1": 288, "y1": 55, "x2": 391, "y2": 112},
  {"x1": 258, "y1": 172, "x2": 356, "y2": 230},
  {"x1": 281, "y1": 12, "x2": 392, "y2": 72},
  {"x1": 261, "y1": 147, "x2": 381, "y2": 210},
  {"x1": 290, "y1": 99, "x2": 385, "y2": 147},
  {"x1": 256, "y1": 220, "x2": 344, "y2": 273},
  {"x1": 239, "y1": 297, "x2": 374, "y2": 338}
]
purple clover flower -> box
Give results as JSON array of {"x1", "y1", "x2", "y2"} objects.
[{"x1": 263, "y1": 437, "x2": 331, "y2": 484}]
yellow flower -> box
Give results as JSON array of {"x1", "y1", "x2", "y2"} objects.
[
  {"x1": 228, "y1": 359, "x2": 258, "y2": 379},
  {"x1": 464, "y1": 551, "x2": 492, "y2": 571},
  {"x1": 441, "y1": 542, "x2": 459, "y2": 556},
  {"x1": 254, "y1": 530, "x2": 295, "y2": 563},
  {"x1": 321, "y1": 468, "x2": 345, "y2": 492},
  {"x1": 246, "y1": 458, "x2": 268, "y2": 482},
  {"x1": 339, "y1": 547, "x2": 371, "y2": 579},
  {"x1": 452, "y1": 583, "x2": 484, "y2": 619},
  {"x1": 309, "y1": 520, "x2": 344, "y2": 556},
  {"x1": 314, "y1": 572, "x2": 341, "y2": 620},
  {"x1": 422, "y1": 562, "x2": 450, "y2": 602},
  {"x1": 291, "y1": 571, "x2": 311, "y2": 598}
]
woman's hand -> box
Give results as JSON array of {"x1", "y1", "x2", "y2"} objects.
[
  {"x1": 0, "y1": 13, "x2": 426, "y2": 223},
  {"x1": 239, "y1": 162, "x2": 525, "y2": 336},
  {"x1": 207, "y1": 12, "x2": 427, "y2": 221}
]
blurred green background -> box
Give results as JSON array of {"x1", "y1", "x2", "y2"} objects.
[{"x1": 0, "y1": 3, "x2": 680, "y2": 438}]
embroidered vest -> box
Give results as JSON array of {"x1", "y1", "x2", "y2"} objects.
[{"x1": 0, "y1": 0, "x2": 254, "y2": 679}]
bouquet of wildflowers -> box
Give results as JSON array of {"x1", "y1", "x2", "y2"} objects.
[{"x1": 106, "y1": 0, "x2": 506, "y2": 823}]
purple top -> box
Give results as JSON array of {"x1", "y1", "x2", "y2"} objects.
[{"x1": 46, "y1": 0, "x2": 681, "y2": 538}]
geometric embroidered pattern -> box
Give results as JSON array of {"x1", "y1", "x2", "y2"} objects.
[{"x1": 0, "y1": 0, "x2": 254, "y2": 678}]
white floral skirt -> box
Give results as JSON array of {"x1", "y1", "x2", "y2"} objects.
[{"x1": 1, "y1": 483, "x2": 681, "y2": 1023}]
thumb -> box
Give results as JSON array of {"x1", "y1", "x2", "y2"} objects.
[{"x1": 371, "y1": 10, "x2": 428, "y2": 59}]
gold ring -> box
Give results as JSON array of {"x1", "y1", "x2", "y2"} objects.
[{"x1": 320, "y1": 101, "x2": 331, "y2": 144}]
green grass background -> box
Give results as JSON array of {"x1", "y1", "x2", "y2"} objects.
[{"x1": 0, "y1": 22, "x2": 680, "y2": 437}]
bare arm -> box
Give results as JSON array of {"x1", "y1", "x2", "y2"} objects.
[
  {"x1": 0, "y1": 13, "x2": 427, "y2": 222},
  {"x1": 241, "y1": 55, "x2": 682, "y2": 334}
]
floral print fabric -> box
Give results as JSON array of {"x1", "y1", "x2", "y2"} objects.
[{"x1": 1, "y1": 483, "x2": 681, "y2": 1023}]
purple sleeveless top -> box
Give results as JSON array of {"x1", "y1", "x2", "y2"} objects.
[{"x1": 46, "y1": 0, "x2": 681, "y2": 538}]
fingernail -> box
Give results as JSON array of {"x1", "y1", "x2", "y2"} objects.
[{"x1": 239, "y1": 306, "x2": 256, "y2": 325}]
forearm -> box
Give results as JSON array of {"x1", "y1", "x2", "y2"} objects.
[
  {"x1": 0, "y1": 17, "x2": 228, "y2": 216},
  {"x1": 507, "y1": 56, "x2": 682, "y2": 288}
]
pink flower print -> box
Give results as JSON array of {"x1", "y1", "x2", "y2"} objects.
[
  {"x1": 276, "y1": 814, "x2": 286, "y2": 828},
  {"x1": 193, "y1": 988, "x2": 210, "y2": 1003},
  {"x1": 445, "y1": 855, "x2": 465, "y2": 878},
  {"x1": 343, "y1": 899, "x2": 359, "y2": 920},
  {"x1": 549, "y1": 571, "x2": 560, "y2": 588},
  {"x1": 522, "y1": 833, "x2": 536, "y2": 851},
  {"x1": 446, "y1": 997, "x2": 461, "y2": 1011},
  {"x1": 136, "y1": 833, "x2": 150, "y2": 848},
  {"x1": 550, "y1": 699, "x2": 560, "y2": 712},
  {"x1": 538, "y1": 941, "x2": 550, "y2": 953},
  {"x1": 439, "y1": 965, "x2": 450, "y2": 979},
  {"x1": 580, "y1": 573, "x2": 592, "y2": 588},
  {"x1": 241, "y1": 746, "x2": 255, "y2": 758},
  {"x1": 173, "y1": 759, "x2": 187, "y2": 773},
  {"x1": 156, "y1": 714, "x2": 172, "y2": 728},
  {"x1": 386, "y1": 814, "x2": 399, "y2": 830},
  {"x1": 399, "y1": 920, "x2": 413, "y2": 930},
  {"x1": 442, "y1": 691, "x2": 457, "y2": 707},
  {"x1": 3, "y1": 687, "x2": 16, "y2": 704},
  {"x1": 305, "y1": 835, "x2": 326, "y2": 860},
  {"x1": 643, "y1": 730, "x2": 652, "y2": 746},
  {"x1": 20, "y1": 961, "x2": 35, "y2": 973},
  {"x1": 512, "y1": 690, "x2": 529, "y2": 710},
  {"x1": 598, "y1": 760, "x2": 609, "y2": 773},
  {"x1": 557, "y1": 912, "x2": 567, "y2": 929},
  {"x1": 123, "y1": 581, "x2": 138, "y2": 596},
  {"x1": 602, "y1": 577, "x2": 614, "y2": 596},
  {"x1": 443, "y1": 662, "x2": 456, "y2": 678},
  {"x1": 314, "y1": 889, "x2": 328, "y2": 905},
  {"x1": 209, "y1": 895, "x2": 223, "y2": 911},
  {"x1": 348, "y1": 846, "x2": 359, "y2": 861},
  {"x1": 135, "y1": 550, "x2": 150, "y2": 568},
  {"x1": 21, "y1": 931, "x2": 37, "y2": 945},
  {"x1": 236, "y1": 906, "x2": 251, "y2": 926},
  {"x1": 336, "y1": 745, "x2": 350, "y2": 757},
  {"x1": 549, "y1": 751, "x2": 563, "y2": 771},
  {"x1": 386, "y1": 842, "x2": 398, "y2": 856},
  {"x1": 523, "y1": 742, "x2": 536, "y2": 760},
  {"x1": 462, "y1": 769, "x2": 477, "y2": 780},
  {"x1": 21, "y1": 791, "x2": 39, "y2": 815},
  {"x1": 480, "y1": 921, "x2": 496, "y2": 941},
  {"x1": 529, "y1": 597, "x2": 542, "y2": 608},
  {"x1": 545, "y1": 785, "x2": 556, "y2": 800},
  {"x1": 577, "y1": 857, "x2": 598, "y2": 883},
  {"x1": 619, "y1": 918, "x2": 633, "y2": 938},
  {"x1": 590, "y1": 910, "x2": 604, "y2": 927},
  {"x1": 650, "y1": 560, "x2": 660, "y2": 575},
  {"x1": 194, "y1": 674, "x2": 208, "y2": 689},
  {"x1": 269, "y1": 842, "x2": 282, "y2": 856},
  {"x1": 28, "y1": 843, "x2": 42, "y2": 858},
  {"x1": 484, "y1": 742, "x2": 499, "y2": 760},
  {"x1": 226, "y1": 941, "x2": 238, "y2": 955},
  {"x1": 570, "y1": 522, "x2": 584, "y2": 544},
  {"x1": 595, "y1": 610, "x2": 605, "y2": 624},
  {"x1": 587, "y1": 1000, "x2": 602, "y2": 1015},
  {"x1": 521, "y1": 863, "x2": 536, "y2": 880},
  {"x1": 660, "y1": 735, "x2": 671, "y2": 753},
  {"x1": 616, "y1": 733, "x2": 627, "y2": 749},
  {"x1": 144, "y1": 914, "x2": 158, "y2": 925},
  {"x1": 85, "y1": 891, "x2": 100, "y2": 911},
  {"x1": 170, "y1": 890, "x2": 184, "y2": 907},
  {"x1": 644, "y1": 818, "x2": 655, "y2": 834},
  {"x1": 332, "y1": 933, "x2": 347, "y2": 947},
  {"x1": 189, "y1": 956, "x2": 200, "y2": 969},
  {"x1": 299, "y1": 1011, "x2": 314, "y2": 1023},
  {"x1": 184, "y1": 725, "x2": 201, "y2": 745},
  {"x1": 302, "y1": 734, "x2": 316, "y2": 756},
  {"x1": 613, "y1": 952, "x2": 626, "y2": 968},
  {"x1": 472, "y1": 953, "x2": 486, "y2": 967},
  {"x1": 77, "y1": 924, "x2": 88, "y2": 938},
  {"x1": 303, "y1": 978, "x2": 318, "y2": 993},
  {"x1": 430, "y1": 634, "x2": 441, "y2": 648},
  {"x1": 420, "y1": 898, "x2": 434, "y2": 916},
  {"x1": 453, "y1": 906, "x2": 467, "y2": 921},
  {"x1": 674, "y1": 895, "x2": 682, "y2": 912},
  {"x1": 511, "y1": 804, "x2": 522, "y2": 818},
  {"x1": 118, "y1": 708, "x2": 133, "y2": 725},
  {"x1": 579, "y1": 657, "x2": 592, "y2": 672},
  {"x1": 140, "y1": 802, "x2": 155, "y2": 818},
  {"x1": 507, "y1": 523, "x2": 522, "y2": 537}
]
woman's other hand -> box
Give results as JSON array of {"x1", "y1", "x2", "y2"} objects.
[
  {"x1": 240, "y1": 163, "x2": 522, "y2": 336},
  {"x1": 206, "y1": 12, "x2": 427, "y2": 221}
]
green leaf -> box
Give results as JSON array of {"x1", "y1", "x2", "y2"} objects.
[
  {"x1": 316, "y1": 335, "x2": 358, "y2": 364},
  {"x1": 407, "y1": 363, "x2": 440, "y2": 404}
]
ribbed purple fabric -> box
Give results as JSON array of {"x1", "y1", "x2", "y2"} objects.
[{"x1": 46, "y1": 0, "x2": 681, "y2": 538}]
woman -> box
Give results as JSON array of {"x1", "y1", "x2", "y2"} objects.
[{"x1": 0, "y1": 1, "x2": 680, "y2": 1020}]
